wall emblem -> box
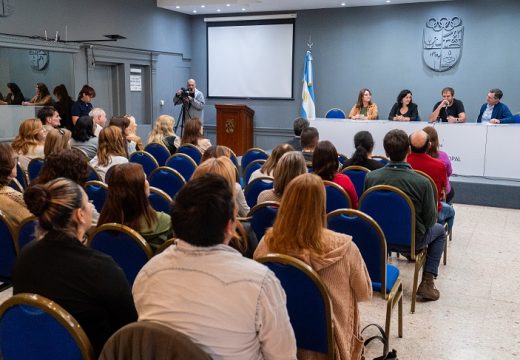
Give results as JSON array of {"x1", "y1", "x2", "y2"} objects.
[
  {"x1": 28, "y1": 50, "x2": 50, "y2": 71},
  {"x1": 225, "y1": 119, "x2": 235, "y2": 134},
  {"x1": 423, "y1": 17, "x2": 464, "y2": 72}
]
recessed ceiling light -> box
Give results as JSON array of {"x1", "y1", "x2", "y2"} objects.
[
  {"x1": 217, "y1": 8, "x2": 221, "y2": 12},
  {"x1": 193, "y1": 9, "x2": 197, "y2": 13},
  {"x1": 341, "y1": 2, "x2": 346, "y2": 5},
  {"x1": 386, "y1": 0, "x2": 391, "y2": 2},
  {"x1": 201, "y1": 5, "x2": 205, "y2": 8},
  {"x1": 226, "y1": 4, "x2": 230, "y2": 6},
  {"x1": 242, "y1": 8, "x2": 246, "y2": 11},
  {"x1": 175, "y1": 5, "x2": 180, "y2": 8}
]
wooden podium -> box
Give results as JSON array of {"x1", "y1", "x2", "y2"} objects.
[{"x1": 215, "y1": 104, "x2": 254, "y2": 156}]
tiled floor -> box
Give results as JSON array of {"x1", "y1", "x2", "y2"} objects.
[{"x1": 360, "y1": 204, "x2": 520, "y2": 360}]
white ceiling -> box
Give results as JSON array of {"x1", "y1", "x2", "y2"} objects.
[{"x1": 157, "y1": 0, "x2": 452, "y2": 16}]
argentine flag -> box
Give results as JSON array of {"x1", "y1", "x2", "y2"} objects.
[{"x1": 301, "y1": 50, "x2": 316, "y2": 120}]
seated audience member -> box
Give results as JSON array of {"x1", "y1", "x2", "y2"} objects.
[
  {"x1": 97, "y1": 163, "x2": 170, "y2": 250},
  {"x1": 388, "y1": 89, "x2": 419, "y2": 121},
  {"x1": 37, "y1": 106, "x2": 61, "y2": 131},
  {"x1": 147, "y1": 115, "x2": 181, "y2": 154},
  {"x1": 0, "y1": 143, "x2": 32, "y2": 227},
  {"x1": 70, "y1": 115, "x2": 98, "y2": 160},
  {"x1": 181, "y1": 118, "x2": 211, "y2": 153},
  {"x1": 22, "y1": 82, "x2": 53, "y2": 106},
  {"x1": 109, "y1": 115, "x2": 136, "y2": 155},
  {"x1": 11, "y1": 118, "x2": 46, "y2": 173},
  {"x1": 193, "y1": 156, "x2": 249, "y2": 217},
  {"x1": 348, "y1": 88, "x2": 379, "y2": 120},
  {"x1": 72, "y1": 84, "x2": 96, "y2": 125},
  {"x1": 286, "y1": 117, "x2": 309, "y2": 151},
  {"x1": 407, "y1": 130, "x2": 455, "y2": 232},
  {"x1": 53, "y1": 84, "x2": 74, "y2": 130},
  {"x1": 258, "y1": 151, "x2": 307, "y2": 203},
  {"x1": 423, "y1": 126, "x2": 455, "y2": 203},
  {"x1": 132, "y1": 174, "x2": 297, "y2": 359},
  {"x1": 300, "y1": 126, "x2": 319, "y2": 163},
  {"x1": 126, "y1": 114, "x2": 144, "y2": 151},
  {"x1": 89, "y1": 107, "x2": 107, "y2": 136},
  {"x1": 44, "y1": 128, "x2": 71, "y2": 158},
  {"x1": 477, "y1": 88, "x2": 513, "y2": 124},
  {"x1": 0, "y1": 83, "x2": 24, "y2": 105},
  {"x1": 200, "y1": 145, "x2": 231, "y2": 163},
  {"x1": 249, "y1": 143, "x2": 293, "y2": 184},
  {"x1": 254, "y1": 173, "x2": 371, "y2": 360},
  {"x1": 365, "y1": 129, "x2": 446, "y2": 301},
  {"x1": 429, "y1": 87, "x2": 466, "y2": 123},
  {"x1": 313, "y1": 140, "x2": 358, "y2": 208},
  {"x1": 342, "y1": 131, "x2": 383, "y2": 171},
  {"x1": 90, "y1": 127, "x2": 128, "y2": 182},
  {"x1": 14, "y1": 178, "x2": 137, "y2": 356}
]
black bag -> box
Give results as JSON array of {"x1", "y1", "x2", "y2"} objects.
[{"x1": 361, "y1": 323, "x2": 398, "y2": 360}]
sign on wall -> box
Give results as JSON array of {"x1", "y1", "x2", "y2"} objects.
[
  {"x1": 130, "y1": 68, "x2": 142, "y2": 92},
  {"x1": 423, "y1": 17, "x2": 464, "y2": 72}
]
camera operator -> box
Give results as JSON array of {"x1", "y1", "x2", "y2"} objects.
[{"x1": 174, "y1": 79, "x2": 205, "y2": 123}]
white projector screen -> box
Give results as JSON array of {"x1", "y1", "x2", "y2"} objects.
[{"x1": 207, "y1": 21, "x2": 294, "y2": 99}]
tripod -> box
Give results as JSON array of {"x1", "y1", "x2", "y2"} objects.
[{"x1": 175, "y1": 102, "x2": 191, "y2": 136}]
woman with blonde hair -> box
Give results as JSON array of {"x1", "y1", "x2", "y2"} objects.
[
  {"x1": 257, "y1": 151, "x2": 307, "y2": 203},
  {"x1": 348, "y1": 88, "x2": 378, "y2": 120},
  {"x1": 254, "y1": 173, "x2": 372, "y2": 360},
  {"x1": 44, "y1": 128, "x2": 71, "y2": 158},
  {"x1": 125, "y1": 114, "x2": 144, "y2": 151},
  {"x1": 11, "y1": 118, "x2": 46, "y2": 172},
  {"x1": 147, "y1": 115, "x2": 180, "y2": 154},
  {"x1": 181, "y1": 118, "x2": 211, "y2": 153},
  {"x1": 248, "y1": 143, "x2": 294, "y2": 184},
  {"x1": 90, "y1": 126, "x2": 128, "y2": 182}
]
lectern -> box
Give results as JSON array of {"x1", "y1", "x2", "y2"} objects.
[{"x1": 215, "y1": 104, "x2": 254, "y2": 156}]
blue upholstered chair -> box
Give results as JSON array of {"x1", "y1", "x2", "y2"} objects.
[
  {"x1": 241, "y1": 148, "x2": 269, "y2": 174},
  {"x1": 372, "y1": 155, "x2": 389, "y2": 165},
  {"x1": 86, "y1": 163, "x2": 102, "y2": 182},
  {"x1": 338, "y1": 153, "x2": 348, "y2": 166},
  {"x1": 0, "y1": 211, "x2": 18, "y2": 292},
  {"x1": 176, "y1": 144, "x2": 203, "y2": 165},
  {"x1": 149, "y1": 167, "x2": 186, "y2": 199},
  {"x1": 359, "y1": 185, "x2": 426, "y2": 313},
  {"x1": 144, "y1": 143, "x2": 171, "y2": 166},
  {"x1": 327, "y1": 209, "x2": 403, "y2": 348},
  {"x1": 243, "y1": 159, "x2": 266, "y2": 185},
  {"x1": 325, "y1": 108, "x2": 346, "y2": 119},
  {"x1": 17, "y1": 216, "x2": 38, "y2": 251},
  {"x1": 0, "y1": 293, "x2": 95, "y2": 360},
  {"x1": 129, "y1": 151, "x2": 159, "y2": 178},
  {"x1": 8, "y1": 179, "x2": 24, "y2": 193},
  {"x1": 256, "y1": 254, "x2": 334, "y2": 359},
  {"x1": 148, "y1": 187, "x2": 172, "y2": 214},
  {"x1": 87, "y1": 223, "x2": 153, "y2": 286},
  {"x1": 244, "y1": 177, "x2": 273, "y2": 208},
  {"x1": 341, "y1": 165, "x2": 370, "y2": 199},
  {"x1": 165, "y1": 153, "x2": 197, "y2": 182},
  {"x1": 27, "y1": 158, "x2": 44, "y2": 182},
  {"x1": 15, "y1": 162, "x2": 28, "y2": 189},
  {"x1": 247, "y1": 201, "x2": 279, "y2": 240},
  {"x1": 228, "y1": 149, "x2": 239, "y2": 169},
  {"x1": 84, "y1": 180, "x2": 108, "y2": 213},
  {"x1": 323, "y1": 180, "x2": 352, "y2": 214}
]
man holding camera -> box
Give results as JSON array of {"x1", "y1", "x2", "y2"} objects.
[{"x1": 174, "y1": 79, "x2": 205, "y2": 123}]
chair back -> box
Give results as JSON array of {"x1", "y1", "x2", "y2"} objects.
[
  {"x1": 228, "y1": 149, "x2": 239, "y2": 168},
  {"x1": 15, "y1": 162, "x2": 28, "y2": 189},
  {"x1": 149, "y1": 167, "x2": 186, "y2": 199},
  {"x1": 17, "y1": 216, "x2": 38, "y2": 251},
  {"x1": 144, "y1": 143, "x2": 171, "y2": 166},
  {"x1": 165, "y1": 153, "x2": 197, "y2": 181},
  {"x1": 0, "y1": 293, "x2": 95, "y2": 360},
  {"x1": 148, "y1": 187, "x2": 172, "y2": 213},
  {"x1": 244, "y1": 177, "x2": 274, "y2": 208},
  {"x1": 248, "y1": 201, "x2": 279, "y2": 240},
  {"x1": 84, "y1": 181, "x2": 108, "y2": 213},
  {"x1": 341, "y1": 165, "x2": 370, "y2": 198},
  {"x1": 87, "y1": 223, "x2": 153, "y2": 286},
  {"x1": 8, "y1": 179, "x2": 24, "y2": 193},
  {"x1": 241, "y1": 148, "x2": 269, "y2": 172},
  {"x1": 338, "y1": 153, "x2": 348, "y2": 165},
  {"x1": 99, "y1": 321, "x2": 211, "y2": 360},
  {"x1": 359, "y1": 185, "x2": 416, "y2": 257},
  {"x1": 27, "y1": 158, "x2": 44, "y2": 182},
  {"x1": 0, "y1": 211, "x2": 18, "y2": 284},
  {"x1": 155, "y1": 238, "x2": 176, "y2": 255},
  {"x1": 257, "y1": 254, "x2": 334, "y2": 358},
  {"x1": 325, "y1": 108, "x2": 346, "y2": 119},
  {"x1": 176, "y1": 144, "x2": 202, "y2": 164},
  {"x1": 86, "y1": 163, "x2": 102, "y2": 182},
  {"x1": 129, "y1": 151, "x2": 159, "y2": 178},
  {"x1": 71, "y1": 147, "x2": 90, "y2": 161},
  {"x1": 323, "y1": 180, "x2": 352, "y2": 213},
  {"x1": 372, "y1": 155, "x2": 389, "y2": 165},
  {"x1": 243, "y1": 159, "x2": 266, "y2": 185}
]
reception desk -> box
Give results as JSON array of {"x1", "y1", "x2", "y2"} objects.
[
  {"x1": 0, "y1": 106, "x2": 43, "y2": 141},
  {"x1": 313, "y1": 119, "x2": 520, "y2": 180}
]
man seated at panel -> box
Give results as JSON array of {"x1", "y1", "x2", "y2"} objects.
[
  {"x1": 37, "y1": 106, "x2": 61, "y2": 132},
  {"x1": 300, "y1": 126, "x2": 319, "y2": 163},
  {"x1": 365, "y1": 129, "x2": 446, "y2": 301},
  {"x1": 429, "y1": 87, "x2": 466, "y2": 123},
  {"x1": 476, "y1": 88, "x2": 515, "y2": 124},
  {"x1": 286, "y1": 117, "x2": 309, "y2": 151},
  {"x1": 90, "y1": 107, "x2": 107, "y2": 136},
  {"x1": 132, "y1": 174, "x2": 297, "y2": 360}
]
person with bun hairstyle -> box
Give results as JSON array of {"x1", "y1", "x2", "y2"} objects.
[
  {"x1": 342, "y1": 131, "x2": 384, "y2": 171},
  {"x1": 13, "y1": 178, "x2": 137, "y2": 356}
]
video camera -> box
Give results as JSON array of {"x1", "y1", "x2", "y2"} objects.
[{"x1": 179, "y1": 87, "x2": 195, "y2": 100}]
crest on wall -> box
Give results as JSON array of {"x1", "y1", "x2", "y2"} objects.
[
  {"x1": 28, "y1": 50, "x2": 49, "y2": 71},
  {"x1": 423, "y1": 17, "x2": 464, "y2": 72}
]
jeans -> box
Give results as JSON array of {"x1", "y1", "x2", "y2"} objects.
[
  {"x1": 416, "y1": 223, "x2": 446, "y2": 276},
  {"x1": 437, "y1": 201, "x2": 455, "y2": 232}
]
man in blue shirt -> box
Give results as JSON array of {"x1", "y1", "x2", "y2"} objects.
[{"x1": 477, "y1": 88, "x2": 513, "y2": 124}]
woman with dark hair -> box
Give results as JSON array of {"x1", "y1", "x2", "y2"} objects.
[
  {"x1": 423, "y1": 126, "x2": 455, "y2": 203},
  {"x1": 70, "y1": 115, "x2": 98, "y2": 160},
  {"x1": 23, "y1": 82, "x2": 53, "y2": 106},
  {"x1": 33, "y1": 149, "x2": 89, "y2": 187},
  {"x1": 98, "y1": 163, "x2": 171, "y2": 249},
  {"x1": 13, "y1": 177, "x2": 137, "y2": 356},
  {"x1": 248, "y1": 143, "x2": 293, "y2": 184},
  {"x1": 109, "y1": 115, "x2": 135, "y2": 155},
  {"x1": 348, "y1": 88, "x2": 378, "y2": 120},
  {"x1": 254, "y1": 173, "x2": 371, "y2": 360},
  {"x1": 342, "y1": 131, "x2": 384, "y2": 171},
  {"x1": 72, "y1": 84, "x2": 96, "y2": 125},
  {"x1": 90, "y1": 126, "x2": 128, "y2": 182},
  {"x1": 53, "y1": 84, "x2": 74, "y2": 130},
  {"x1": 313, "y1": 140, "x2": 358, "y2": 208},
  {"x1": 0, "y1": 83, "x2": 25, "y2": 105},
  {"x1": 388, "y1": 89, "x2": 419, "y2": 121},
  {"x1": 200, "y1": 145, "x2": 231, "y2": 163},
  {"x1": 181, "y1": 118, "x2": 211, "y2": 153}
]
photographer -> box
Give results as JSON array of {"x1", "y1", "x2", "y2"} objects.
[{"x1": 174, "y1": 79, "x2": 205, "y2": 123}]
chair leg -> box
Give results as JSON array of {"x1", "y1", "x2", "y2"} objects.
[
  {"x1": 443, "y1": 223, "x2": 448, "y2": 266},
  {"x1": 398, "y1": 282, "x2": 403, "y2": 338},
  {"x1": 411, "y1": 250, "x2": 427, "y2": 314}
]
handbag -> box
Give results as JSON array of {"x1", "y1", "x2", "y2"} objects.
[{"x1": 361, "y1": 323, "x2": 398, "y2": 360}]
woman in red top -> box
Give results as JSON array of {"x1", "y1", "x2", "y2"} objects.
[{"x1": 313, "y1": 140, "x2": 358, "y2": 208}]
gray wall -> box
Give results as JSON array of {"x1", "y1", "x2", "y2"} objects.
[{"x1": 190, "y1": 0, "x2": 520, "y2": 148}]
